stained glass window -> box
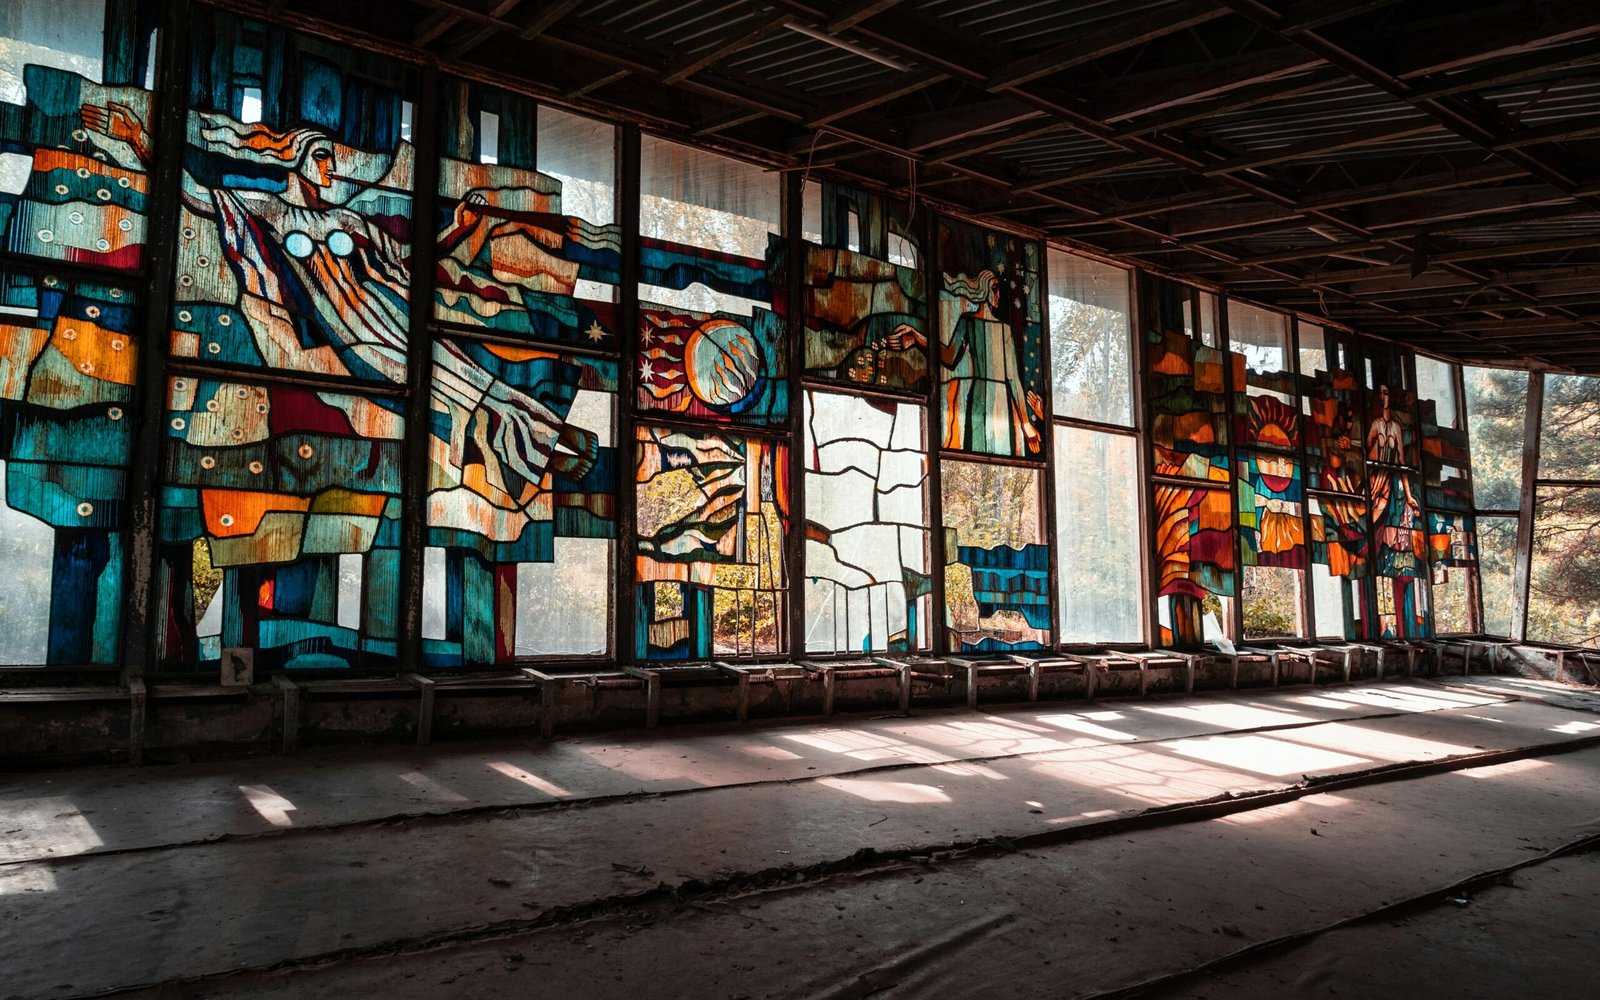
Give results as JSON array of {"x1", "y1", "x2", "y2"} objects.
[
  {"x1": 0, "y1": 267, "x2": 137, "y2": 664},
  {"x1": 155, "y1": 13, "x2": 414, "y2": 670},
  {"x1": 1146, "y1": 276, "x2": 1234, "y2": 645},
  {"x1": 423, "y1": 340, "x2": 617, "y2": 665},
  {"x1": 637, "y1": 136, "x2": 785, "y2": 426},
  {"x1": 634, "y1": 425, "x2": 788, "y2": 659},
  {"x1": 0, "y1": 0, "x2": 158, "y2": 270},
  {"x1": 803, "y1": 390, "x2": 930, "y2": 654},
  {"x1": 156, "y1": 376, "x2": 406, "y2": 669},
  {"x1": 171, "y1": 11, "x2": 415, "y2": 384},
  {"x1": 1310, "y1": 495, "x2": 1367, "y2": 640},
  {"x1": 936, "y1": 219, "x2": 1045, "y2": 457},
  {"x1": 941, "y1": 459, "x2": 1050, "y2": 652},
  {"x1": 1146, "y1": 278, "x2": 1229, "y2": 483},
  {"x1": 434, "y1": 85, "x2": 620, "y2": 350},
  {"x1": 801, "y1": 182, "x2": 926, "y2": 393},
  {"x1": 1154, "y1": 482, "x2": 1235, "y2": 646},
  {"x1": 421, "y1": 84, "x2": 619, "y2": 666}
]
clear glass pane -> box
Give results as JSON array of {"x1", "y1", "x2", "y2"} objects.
[
  {"x1": 1048, "y1": 250, "x2": 1133, "y2": 426},
  {"x1": 1476, "y1": 515, "x2": 1516, "y2": 637},
  {"x1": 1463, "y1": 366, "x2": 1527, "y2": 511},
  {"x1": 517, "y1": 537, "x2": 613, "y2": 655},
  {"x1": 1529, "y1": 486, "x2": 1600, "y2": 647},
  {"x1": 1054, "y1": 427, "x2": 1142, "y2": 643},
  {"x1": 1227, "y1": 300, "x2": 1289, "y2": 375},
  {"x1": 1431, "y1": 567, "x2": 1472, "y2": 635},
  {"x1": 1539, "y1": 374, "x2": 1600, "y2": 481},
  {"x1": 1242, "y1": 566, "x2": 1304, "y2": 639}
]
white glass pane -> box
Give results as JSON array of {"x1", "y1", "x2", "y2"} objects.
[
  {"x1": 1228, "y1": 300, "x2": 1289, "y2": 374},
  {"x1": 1415, "y1": 354, "x2": 1458, "y2": 428},
  {"x1": 0, "y1": 0, "x2": 105, "y2": 105},
  {"x1": 539, "y1": 104, "x2": 615, "y2": 225},
  {"x1": 0, "y1": 459, "x2": 54, "y2": 664},
  {"x1": 516, "y1": 537, "x2": 612, "y2": 656},
  {"x1": 1048, "y1": 250, "x2": 1133, "y2": 426},
  {"x1": 1054, "y1": 427, "x2": 1142, "y2": 642}
]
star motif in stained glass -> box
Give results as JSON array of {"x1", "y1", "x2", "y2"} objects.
[
  {"x1": 585, "y1": 321, "x2": 607, "y2": 342},
  {"x1": 639, "y1": 359, "x2": 656, "y2": 384}
]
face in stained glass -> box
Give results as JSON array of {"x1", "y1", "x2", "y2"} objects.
[{"x1": 170, "y1": 11, "x2": 415, "y2": 384}]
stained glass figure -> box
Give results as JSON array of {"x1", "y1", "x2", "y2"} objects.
[
  {"x1": 941, "y1": 459, "x2": 1049, "y2": 652},
  {"x1": 1365, "y1": 384, "x2": 1418, "y2": 468},
  {"x1": 0, "y1": 268, "x2": 136, "y2": 664},
  {"x1": 936, "y1": 219, "x2": 1045, "y2": 457},
  {"x1": 423, "y1": 339, "x2": 616, "y2": 666},
  {"x1": 156, "y1": 376, "x2": 405, "y2": 669},
  {"x1": 638, "y1": 137, "x2": 786, "y2": 426},
  {"x1": 171, "y1": 12, "x2": 414, "y2": 383},
  {"x1": 801, "y1": 183, "x2": 926, "y2": 393},
  {"x1": 1154, "y1": 483, "x2": 1235, "y2": 646},
  {"x1": 0, "y1": 1, "x2": 158, "y2": 270},
  {"x1": 634, "y1": 425, "x2": 787, "y2": 659},
  {"x1": 434, "y1": 84, "x2": 620, "y2": 350},
  {"x1": 803, "y1": 390, "x2": 930, "y2": 654},
  {"x1": 1145, "y1": 278, "x2": 1229, "y2": 481}
]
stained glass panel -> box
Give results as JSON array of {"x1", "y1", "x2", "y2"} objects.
[
  {"x1": 0, "y1": 0, "x2": 158, "y2": 270},
  {"x1": 936, "y1": 219, "x2": 1045, "y2": 457},
  {"x1": 434, "y1": 84, "x2": 620, "y2": 350},
  {"x1": 156, "y1": 377, "x2": 405, "y2": 669},
  {"x1": 801, "y1": 183, "x2": 926, "y2": 393},
  {"x1": 634, "y1": 425, "x2": 787, "y2": 659},
  {"x1": 941, "y1": 459, "x2": 1049, "y2": 652},
  {"x1": 423, "y1": 339, "x2": 616, "y2": 665},
  {"x1": 802, "y1": 390, "x2": 930, "y2": 654},
  {"x1": 638, "y1": 137, "x2": 786, "y2": 426},
  {"x1": 1304, "y1": 369, "x2": 1365, "y2": 494},
  {"x1": 0, "y1": 268, "x2": 136, "y2": 664},
  {"x1": 1154, "y1": 482, "x2": 1235, "y2": 645},
  {"x1": 172, "y1": 12, "x2": 414, "y2": 383},
  {"x1": 1146, "y1": 277, "x2": 1229, "y2": 482}
]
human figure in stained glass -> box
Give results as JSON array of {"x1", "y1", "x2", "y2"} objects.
[
  {"x1": 933, "y1": 269, "x2": 1043, "y2": 455},
  {"x1": 82, "y1": 104, "x2": 411, "y2": 384}
]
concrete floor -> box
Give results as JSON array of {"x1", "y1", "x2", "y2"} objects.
[{"x1": 4, "y1": 676, "x2": 1598, "y2": 999}]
